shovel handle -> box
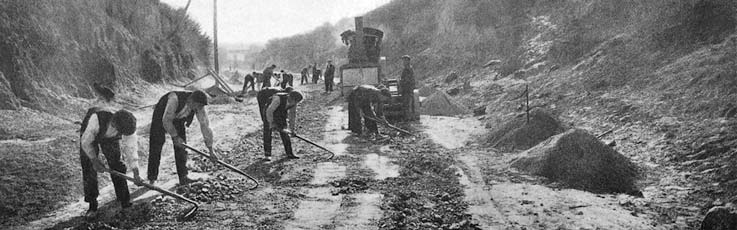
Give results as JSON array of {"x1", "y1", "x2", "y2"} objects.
[
  {"x1": 182, "y1": 144, "x2": 259, "y2": 190},
  {"x1": 289, "y1": 132, "x2": 336, "y2": 160},
  {"x1": 363, "y1": 116, "x2": 414, "y2": 135},
  {"x1": 107, "y1": 170, "x2": 199, "y2": 206}
]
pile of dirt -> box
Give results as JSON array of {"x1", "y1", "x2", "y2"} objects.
[
  {"x1": 418, "y1": 90, "x2": 470, "y2": 116},
  {"x1": 511, "y1": 129, "x2": 641, "y2": 194},
  {"x1": 483, "y1": 108, "x2": 566, "y2": 151}
]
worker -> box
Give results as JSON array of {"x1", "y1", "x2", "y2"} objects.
[
  {"x1": 348, "y1": 85, "x2": 392, "y2": 136},
  {"x1": 287, "y1": 72, "x2": 294, "y2": 87},
  {"x1": 324, "y1": 60, "x2": 335, "y2": 93},
  {"x1": 257, "y1": 87, "x2": 304, "y2": 161},
  {"x1": 242, "y1": 72, "x2": 255, "y2": 95},
  {"x1": 301, "y1": 67, "x2": 310, "y2": 85},
  {"x1": 312, "y1": 64, "x2": 319, "y2": 84},
  {"x1": 262, "y1": 64, "x2": 276, "y2": 88},
  {"x1": 279, "y1": 70, "x2": 292, "y2": 89},
  {"x1": 79, "y1": 107, "x2": 141, "y2": 214},
  {"x1": 148, "y1": 90, "x2": 219, "y2": 185},
  {"x1": 399, "y1": 55, "x2": 416, "y2": 120}
]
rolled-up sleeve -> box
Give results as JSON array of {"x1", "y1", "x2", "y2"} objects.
[
  {"x1": 120, "y1": 133, "x2": 139, "y2": 171},
  {"x1": 80, "y1": 115, "x2": 99, "y2": 159}
]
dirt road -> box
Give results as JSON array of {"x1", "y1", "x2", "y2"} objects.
[{"x1": 15, "y1": 83, "x2": 678, "y2": 230}]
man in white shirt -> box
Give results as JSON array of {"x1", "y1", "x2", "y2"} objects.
[
  {"x1": 79, "y1": 107, "x2": 141, "y2": 214},
  {"x1": 147, "y1": 90, "x2": 219, "y2": 185}
]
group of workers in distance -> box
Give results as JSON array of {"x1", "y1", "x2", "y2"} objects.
[{"x1": 77, "y1": 55, "x2": 415, "y2": 216}]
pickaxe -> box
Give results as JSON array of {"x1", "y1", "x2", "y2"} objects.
[
  {"x1": 279, "y1": 130, "x2": 336, "y2": 160},
  {"x1": 182, "y1": 144, "x2": 259, "y2": 190},
  {"x1": 103, "y1": 168, "x2": 199, "y2": 221}
]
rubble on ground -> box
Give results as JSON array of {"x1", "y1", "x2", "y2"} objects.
[
  {"x1": 511, "y1": 129, "x2": 641, "y2": 194},
  {"x1": 483, "y1": 108, "x2": 566, "y2": 151}
]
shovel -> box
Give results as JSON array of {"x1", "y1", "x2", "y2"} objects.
[
  {"x1": 279, "y1": 130, "x2": 336, "y2": 160},
  {"x1": 363, "y1": 116, "x2": 414, "y2": 136},
  {"x1": 182, "y1": 144, "x2": 259, "y2": 190},
  {"x1": 104, "y1": 169, "x2": 199, "y2": 221}
]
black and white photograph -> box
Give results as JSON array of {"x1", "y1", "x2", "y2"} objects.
[{"x1": 1, "y1": 0, "x2": 736, "y2": 229}]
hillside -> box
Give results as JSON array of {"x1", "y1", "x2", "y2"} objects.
[
  {"x1": 0, "y1": 0, "x2": 210, "y2": 114},
  {"x1": 255, "y1": 0, "x2": 737, "y2": 227},
  {"x1": 0, "y1": 0, "x2": 210, "y2": 226}
]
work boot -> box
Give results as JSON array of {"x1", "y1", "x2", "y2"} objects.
[
  {"x1": 178, "y1": 177, "x2": 202, "y2": 185},
  {"x1": 285, "y1": 155, "x2": 299, "y2": 160},
  {"x1": 121, "y1": 201, "x2": 132, "y2": 209}
]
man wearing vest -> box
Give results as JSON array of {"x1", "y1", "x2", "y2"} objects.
[
  {"x1": 324, "y1": 60, "x2": 336, "y2": 93},
  {"x1": 257, "y1": 87, "x2": 304, "y2": 161},
  {"x1": 348, "y1": 85, "x2": 392, "y2": 136},
  {"x1": 148, "y1": 90, "x2": 219, "y2": 185},
  {"x1": 79, "y1": 107, "x2": 140, "y2": 214},
  {"x1": 262, "y1": 64, "x2": 276, "y2": 88}
]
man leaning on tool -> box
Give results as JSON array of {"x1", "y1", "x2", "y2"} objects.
[
  {"x1": 257, "y1": 87, "x2": 304, "y2": 161},
  {"x1": 148, "y1": 90, "x2": 219, "y2": 185},
  {"x1": 79, "y1": 107, "x2": 141, "y2": 214},
  {"x1": 348, "y1": 85, "x2": 392, "y2": 136}
]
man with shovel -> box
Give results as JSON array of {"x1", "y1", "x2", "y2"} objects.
[
  {"x1": 257, "y1": 87, "x2": 304, "y2": 161},
  {"x1": 348, "y1": 85, "x2": 392, "y2": 137},
  {"x1": 79, "y1": 107, "x2": 141, "y2": 214},
  {"x1": 148, "y1": 90, "x2": 219, "y2": 186}
]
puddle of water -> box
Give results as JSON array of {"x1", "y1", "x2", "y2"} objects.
[
  {"x1": 364, "y1": 153, "x2": 399, "y2": 180},
  {"x1": 311, "y1": 162, "x2": 347, "y2": 185},
  {"x1": 453, "y1": 165, "x2": 507, "y2": 229},
  {"x1": 286, "y1": 187, "x2": 344, "y2": 230}
]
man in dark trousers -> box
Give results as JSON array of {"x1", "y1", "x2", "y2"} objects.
[
  {"x1": 324, "y1": 60, "x2": 336, "y2": 93},
  {"x1": 148, "y1": 90, "x2": 219, "y2": 185},
  {"x1": 79, "y1": 107, "x2": 141, "y2": 214},
  {"x1": 301, "y1": 67, "x2": 310, "y2": 85},
  {"x1": 348, "y1": 85, "x2": 392, "y2": 136},
  {"x1": 262, "y1": 64, "x2": 276, "y2": 88},
  {"x1": 257, "y1": 87, "x2": 304, "y2": 161},
  {"x1": 312, "y1": 64, "x2": 320, "y2": 84},
  {"x1": 399, "y1": 55, "x2": 416, "y2": 120},
  {"x1": 241, "y1": 72, "x2": 255, "y2": 94},
  {"x1": 280, "y1": 70, "x2": 293, "y2": 89}
]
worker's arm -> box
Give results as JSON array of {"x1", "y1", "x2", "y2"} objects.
[
  {"x1": 288, "y1": 105, "x2": 297, "y2": 133},
  {"x1": 195, "y1": 107, "x2": 218, "y2": 160},
  {"x1": 265, "y1": 96, "x2": 280, "y2": 128},
  {"x1": 162, "y1": 94, "x2": 180, "y2": 138},
  {"x1": 120, "y1": 132, "x2": 142, "y2": 182},
  {"x1": 80, "y1": 115, "x2": 106, "y2": 172}
]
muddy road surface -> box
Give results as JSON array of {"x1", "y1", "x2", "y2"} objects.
[{"x1": 17, "y1": 83, "x2": 679, "y2": 230}]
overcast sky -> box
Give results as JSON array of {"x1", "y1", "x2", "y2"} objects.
[{"x1": 160, "y1": 0, "x2": 391, "y2": 46}]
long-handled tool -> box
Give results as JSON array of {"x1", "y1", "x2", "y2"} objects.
[
  {"x1": 182, "y1": 144, "x2": 259, "y2": 190},
  {"x1": 279, "y1": 130, "x2": 336, "y2": 160},
  {"x1": 104, "y1": 169, "x2": 199, "y2": 221},
  {"x1": 363, "y1": 116, "x2": 414, "y2": 136}
]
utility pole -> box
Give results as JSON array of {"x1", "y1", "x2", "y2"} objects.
[{"x1": 213, "y1": 0, "x2": 219, "y2": 74}]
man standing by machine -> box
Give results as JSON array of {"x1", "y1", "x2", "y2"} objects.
[
  {"x1": 399, "y1": 55, "x2": 416, "y2": 120},
  {"x1": 347, "y1": 85, "x2": 392, "y2": 136},
  {"x1": 324, "y1": 60, "x2": 336, "y2": 93}
]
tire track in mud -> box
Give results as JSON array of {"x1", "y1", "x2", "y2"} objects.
[
  {"x1": 286, "y1": 105, "x2": 399, "y2": 229},
  {"x1": 423, "y1": 115, "x2": 657, "y2": 229}
]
